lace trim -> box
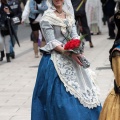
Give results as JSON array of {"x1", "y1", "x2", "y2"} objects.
[
  {"x1": 51, "y1": 51, "x2": 100, "y2": 109},
  {"x1": 85, "y1": 68, "x2": 100, "y2": 96},
  {"x1": 40, "y1": 40, "x2": 62, "y2": 53}
]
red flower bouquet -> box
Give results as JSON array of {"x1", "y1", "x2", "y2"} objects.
[
  {"x1": 64, "y1": 38, "x2": 90, "y2": 68},
  {"x1": 64, "y1": 39, "x2": 81, "y2": 51},
  {"x1": 64, "y1": 38, "x2": 83, "y2": 54}
]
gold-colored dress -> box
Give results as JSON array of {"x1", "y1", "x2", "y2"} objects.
[
  {"x1": 99, "y1": 51, "x2": 120, "y2": 120},
  {"x1": 99, "y1": 8, "x2": 120, "y2": 120}
]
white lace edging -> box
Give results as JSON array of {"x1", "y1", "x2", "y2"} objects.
[
  {"x1": 40, "y1": 40, "x2": 62, "y2": 53},
  {"x1": 51, "y1": 51, "x2": 101, "y2": 109},
  {"x1": 64, "y1": 83, "x2": 100, "y2": 109},
  {"x1": 85, "y1": 68, "x2": 100, "y2": 96}
]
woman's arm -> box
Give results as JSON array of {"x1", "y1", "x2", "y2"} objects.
[
  {"x1": 54, "y1": 45, "x2": 83, "y2": 66},
  {"x1": 41, "y1": 21, "x2": 82, "y2": 66},
  {"x1": 21, "y1": 0, "x2": 30, "y2": 22}
]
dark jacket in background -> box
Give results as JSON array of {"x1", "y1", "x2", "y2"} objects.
[
  {"x1": 8, "y1": 0, "x2": 22, "y2": 19},
  {"x1": 71, "y1": 0, "x2": 92, "y2": 42},
  {"x1": 0, "y1": 4, "x2": 14, "y2": 36},
  {"x1": 71, "y1": 0, "x2": 86, "y2": 16},
  {"x1": 101, "y1": 0, "x2": 108, "y2": 4},
  {"x1": 103, "y1": 0, "x2": 116, "y2": 17}
]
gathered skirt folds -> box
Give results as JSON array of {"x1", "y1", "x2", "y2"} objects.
[
  {"x1": 99, "y1": 89, "x2": 120, "y2": 120},
  {"x1": 31, "y1": 54, "x2": 102, "y2": 120}
]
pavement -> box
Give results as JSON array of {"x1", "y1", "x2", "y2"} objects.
[{"x1": 0, "y1": 24, "x2": 115, "y2": 120}]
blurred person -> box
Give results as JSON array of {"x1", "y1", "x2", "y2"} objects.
[
  {"x1": 21, "y1": 0, "x2": 46, "y2": 56},
  {"x1": 100, "y1": 0, "x2": 107, "y2": 25},
  {"x1": 71, "y1": 0, "x2": 94, "y2": 48},
  {"x1": 86, "y1": 0, "x2": 103, "y2": 35},
  {"x1": 31, "y1": 0, "x2": 101, "y2": 120},
  {"x1": 102, "y1": 0, "x2": 116, "y2": 39},
  {"x1": 0, "y1": 0, "x2": 14, "y2": 62},
  {"x1": 7, "y1": 0, "x2": 22, "y2": 59},
  {"x1": 29, "y1": 0, "x2": 47, "y2": 58}
]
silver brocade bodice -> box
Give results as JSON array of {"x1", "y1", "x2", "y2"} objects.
[{"x1": 40, "y1": 20, "x2": 78, "y2": 53}]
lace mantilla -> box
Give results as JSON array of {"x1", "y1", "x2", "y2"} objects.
[{"x1": 51, "y1": 51, "x2": 100, "y2": 109}]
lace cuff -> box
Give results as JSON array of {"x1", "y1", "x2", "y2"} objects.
[{"x1": 40, "y1": 40, "x2": 62, "y2": 53}]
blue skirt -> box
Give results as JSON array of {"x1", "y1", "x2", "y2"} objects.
[{"x1": 31, "y1": 54, "x2": 102, "y2": 120}]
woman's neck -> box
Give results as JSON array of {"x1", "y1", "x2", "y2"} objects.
[
  {"x1": 54, "y1": 6, "x2": 65, "y2": 19},
  {"x1": 55, "y1": 6, "x2": 63, "y2": 14}
]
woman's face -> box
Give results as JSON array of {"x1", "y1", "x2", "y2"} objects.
[{"x1": 52, "y1": 0, "x2": 64, "y2": 7}]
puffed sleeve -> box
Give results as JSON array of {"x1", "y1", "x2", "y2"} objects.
[{"x1": 40, "y1": 21, "x2": 63, "y2": 53}]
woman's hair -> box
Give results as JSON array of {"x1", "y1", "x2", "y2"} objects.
[{"x1": 1, "y1": 0, "x2": 7, "y2": 4}]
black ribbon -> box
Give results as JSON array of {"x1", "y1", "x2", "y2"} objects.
[{"x1": 114, "y1": 80, "x2": 120, "y2": 94}]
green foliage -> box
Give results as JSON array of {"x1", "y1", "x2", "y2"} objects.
[{"x1": 80, "y1": 34, "x2": 87, "y2": 41}]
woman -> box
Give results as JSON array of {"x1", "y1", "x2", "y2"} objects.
[
  {"x1": 99, "y1": 2, "x2": 120, "y2": 120},
  {"x1": 21, "y1": 0, "x2": 47, "y2": 55},
  {"x1": 29, "y1": 0, "x2": 47, "y2": 58},
  {"x1": 31, "y1": 0, "x2": 102, "y2": 120},
  {"x1": 0, "y1": 0, "x2": 14, "y2": 62}
]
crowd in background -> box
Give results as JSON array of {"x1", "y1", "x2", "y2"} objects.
[{"x1": 0, "y1": 0, "x2": 117, "y2": 63}]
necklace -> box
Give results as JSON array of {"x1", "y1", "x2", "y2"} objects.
[{"x1": 56, "y1": 10, "x2": 64, "y2": 16}]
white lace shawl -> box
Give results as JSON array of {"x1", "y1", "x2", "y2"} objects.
[
  {"x1": 39, "y1": 8, "x2": 77, "y2": 52},
  {"x1": 41, "y1": 8, "x2": 74, "y2": 33}
]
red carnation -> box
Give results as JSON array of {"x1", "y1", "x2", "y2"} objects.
[{"x1": 64, "y1": 39, "x2": 81, "y2": 50}]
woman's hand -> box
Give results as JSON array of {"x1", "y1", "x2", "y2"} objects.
[
  {"x1": 4, "y1": 7, "x2": 10, "y2": 14},
  {"x1": 71, "y1": 53, "x2": 83, "y2": 66},
  {"x1": 54, "y1": 45, "x2": 83, "y2": 66}
]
